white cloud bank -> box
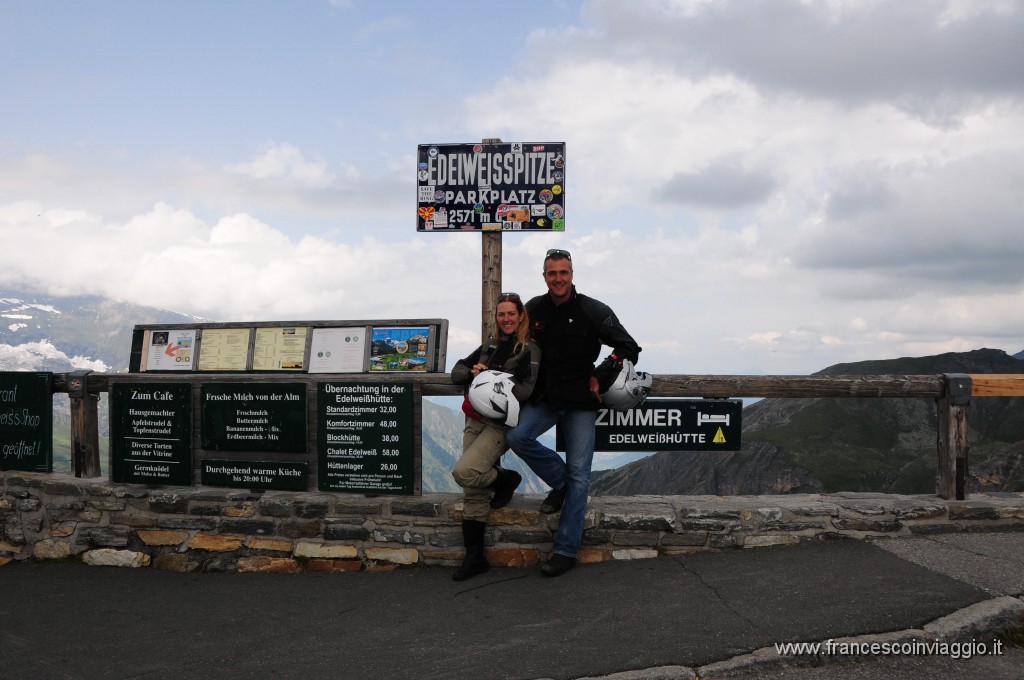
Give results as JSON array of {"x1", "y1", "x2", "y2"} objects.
[{"x1": 0, "y1": 340, "x2": 109, "y2": 372}]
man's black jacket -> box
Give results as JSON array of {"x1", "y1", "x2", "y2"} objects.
[{"x1": 525, "y1": 286, "x2": 641, "y2": 411}]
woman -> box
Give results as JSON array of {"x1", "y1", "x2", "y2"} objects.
[{"x1": 449, "y1": 292, "x2": 541, "y2": 581}]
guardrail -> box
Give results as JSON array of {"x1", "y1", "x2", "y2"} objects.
[{"x1": 49, "y1": 371, "x2": 1024, "y2": 501}]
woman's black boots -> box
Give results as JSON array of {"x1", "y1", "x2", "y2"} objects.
[{"x1": 452, "y1": 519, "x2": 489, "y2": 581}]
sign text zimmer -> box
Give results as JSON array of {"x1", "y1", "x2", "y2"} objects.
[{"x1": 559, "y1": 399, "x2": 743, "y2": 452}]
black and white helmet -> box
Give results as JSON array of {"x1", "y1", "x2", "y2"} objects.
[
  {"x1": 468, "y1": 370, "x2": 520, "y2": 427},
  {"x1": 600, "y1": 359, "x2": 653, "y2": 411}
]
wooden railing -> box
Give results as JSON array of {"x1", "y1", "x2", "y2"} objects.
[{"x1": 49, "y1": 371, "x2": 1024, "y2": 501}]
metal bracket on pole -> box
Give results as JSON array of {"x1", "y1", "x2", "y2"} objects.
[
  {"x1": 68, "y1": 369, "x2": 92, "y2": 398},
  {"x1": 944, "y1": 373, "x2": 972, "y2": 406}
]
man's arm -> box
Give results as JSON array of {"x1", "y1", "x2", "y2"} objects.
[{"x1": 582, "y1": 297, "x2": 642, "y2": 389}]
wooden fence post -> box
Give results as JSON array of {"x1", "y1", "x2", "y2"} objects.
[
  {"x1": 69, "y1": 369, "x2": 101, "y2": 478},
  {"x1": 481, "y1": 231, "x2": 502, "y2": 345},
  {"x1": 480, "y1": 137, "x2": 503, "y2": 346},
  {"x1": 936, "y1": 373, "x2": 971, "y2": 500}
]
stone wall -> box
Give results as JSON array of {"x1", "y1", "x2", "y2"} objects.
[{"x1": 2, "y1": 471, "x2": 1023, "y2": 573}]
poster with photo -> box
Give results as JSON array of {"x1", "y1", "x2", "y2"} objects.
[
  {"x1": 143, "y1": 329, "x2": 196, "y2": 371},
  {"x1": 369, "y1": 326, "x2": 430, "y2": 372},
  {"x1": 308, "y1": 327, "x2": 366, "y2": 373},
  {"x1": 253, "y1": 326, "x2": 308, "y2": 370}
]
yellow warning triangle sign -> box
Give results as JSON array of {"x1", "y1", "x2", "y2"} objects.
[{"x1": 713, "y1": 427, "x2": 727, "y2": 444}]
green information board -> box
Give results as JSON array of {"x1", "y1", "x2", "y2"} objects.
[
  {"x1": 317, "y1": 382, "x2": 414, "y2": 494},
  {"x1": 201, "y1": 459, "x2": 307, "y2": 491},
  {"x1": 200, "y1": 383, "x2": 308, "y2": 452},
  {"x1": 109, "y1": 382, "x2": 193, "y2": 485},
  {"x1": 0, "y1": 372, "x2": 52, "y2": 472}
]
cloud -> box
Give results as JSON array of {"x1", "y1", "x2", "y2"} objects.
[
  {"x1": 224, "y1": 142, "x2": 336, "y2": 187},
  {"x1": 576, "y1": 0, "x2": 1024, "y2": 119},
  {"x1": 748, "y1": 332, "x2": 782, "y2": 345},
  {"x1": 655, "y1": 160, "x2": 776, "y2": 207},
  {"x1": 794, "y1": 150, "x2": 1024, "y2": 292},
  {"x1": 823, "y1": 171, "x2": 896, "y2": 221},
  {"x1": 0, "y1": 145, "x2": 407, "y2": 235}
]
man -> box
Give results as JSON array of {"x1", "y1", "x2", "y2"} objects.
[{"x1": 506, "y1": 248, "x2": 641, "y2": 576}]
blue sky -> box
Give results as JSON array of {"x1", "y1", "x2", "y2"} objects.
[{"x1": 3, "y1": 0, "x2": 1024, "y2": 380}]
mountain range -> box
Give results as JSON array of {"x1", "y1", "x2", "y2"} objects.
[{"x1": 592, "y1": 348, "x2": 1024, "y2": 496}]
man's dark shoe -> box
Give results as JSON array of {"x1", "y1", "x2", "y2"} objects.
[
  {"x1": 541, "y1": 553, "x2": 576, "y2": 577},
  {"x1": 489, "y1": 467, "x2": 522, "y2": 509},
  {"x1": 540, "y1": 485, "x2": 567, "y2": 514}
]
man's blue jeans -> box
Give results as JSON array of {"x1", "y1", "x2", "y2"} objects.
[{"x1": 506, "y1": 401, "x2": 596, "y2": 559}]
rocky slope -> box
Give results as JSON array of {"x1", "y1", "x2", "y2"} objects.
[{"x1": 591, "y1": 441, "x2": 825, "y2": 495}]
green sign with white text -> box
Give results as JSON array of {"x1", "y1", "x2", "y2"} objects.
[
  {"x1": 200, "y1": 383, "x2": 307, "y2": 452},
  {"x1": 317, "y1": 382, "x2": 414, "y2": 493},
  {"x1": 201, "y1": 459, "x2": 307, "y2": 491},
  {"x1": 0, "y1": 372, "x2": 52, "y2": 472},
  {"x1": 110, "y1": 382, "x2": 193, "y2": 485}
]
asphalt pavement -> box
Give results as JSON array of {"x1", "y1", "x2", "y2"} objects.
[{"x1": 2, "y1": 534, "x2": 1023, "y2": 680}]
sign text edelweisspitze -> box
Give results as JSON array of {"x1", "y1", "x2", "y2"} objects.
[{"x1": 417, "y1": 142, "x2": 565, "y2": 232}]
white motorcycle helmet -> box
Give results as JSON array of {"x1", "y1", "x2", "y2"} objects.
[
  {"x1": 600, "y1": 358, "x2": 653, "y2": 412},
  {"x1": 468, "y1": 370, "x2": 520, "y2": 427}
]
